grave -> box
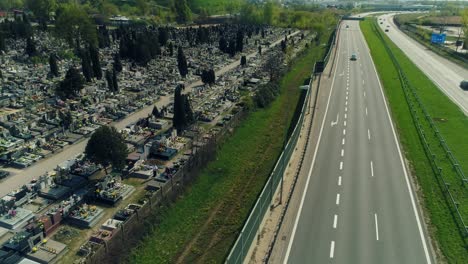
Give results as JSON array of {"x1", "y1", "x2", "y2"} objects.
[
  {"x1": 94, "y1": 175, "x2": 135, "y2": 205},
  {"x1": 37, "y1": 173, "x2": 71, "y2": 200},
  {"x1": 0, "y1": 200, "x2": 34, "y2": 230},
  {"x1": 67, "y1": 204, "x2": 104, "y2": 228},
  {"x1": 26, "y1": 239, "x2": 67, "y2": 264}
]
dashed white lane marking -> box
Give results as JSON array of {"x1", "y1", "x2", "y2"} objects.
[
  {"x1": 346, "y1": 90, "x2": 349, "y2": 95},
  {"x1": 364, "y1": 91, "x2": 366, "y2": 97},
  {"x1": 333, "y1": 214, "x2": 338, "y2": 229},
  {"x1": 336, "y1": 193, "x2": 340, "y2": 205},
  {"x1": 339, "y1": 161, "x2": 343, "y2": 170},
  {"x1": 346, "y1": 96, "x2": 348, "y2": 100},
  {"x1": 338, "y1": 176, "x2": 342, "y2": 186},
  {"x1": 368, "y1": 129, "x2": 371, "y2": 140},
  {"x1": 341, "y1": 148, "x2": 344, "y2": 157},
  {"x1": 344, "y1": 113, "x2": 347, "y2": 119},
  {"x1": 371, "y1": 161, "x2": 374, "y2": 177},
  {"x1": 365, "y1": 107, "x2": 368, "y2": 116},
  {"x1": 330, "y1": 241, "x2": 335, "y2": 259},
  {"x1": 363, "y1": 79, "x2": 365, "y2": 85},
  {"x1": 343, "y1": 129, "x2": 346, "y2": 136},
  {"x1": 345, "y1": 101, "x2": 348, "y2": 106},
  {"x1": 345, "y1": 107, "x2": 348, "y2": 112},
  {"x1": 375, "y1": 214, "x2": 380, "y2": 241},
  {"x1": 344, "y1": 120, "x2": 347, "y2": 127},
  {"x1": 342, "y1": 138, "x2": 345, "y2": 145}
]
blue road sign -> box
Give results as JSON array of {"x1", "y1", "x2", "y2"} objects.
[{"x1": 431, "y1": 33, "x2": 446, "y2": 44}]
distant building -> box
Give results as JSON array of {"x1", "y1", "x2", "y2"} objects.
[{"x1": 109, "y1": 16, "x2": 130, "y2": 26}]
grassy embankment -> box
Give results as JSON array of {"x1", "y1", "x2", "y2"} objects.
[
  {"x1": 127, "y1": 35, "x2": 330, "y2": 263},
  {"x1": 361, "y1": 19, "x2": 468, "y2": 263}
]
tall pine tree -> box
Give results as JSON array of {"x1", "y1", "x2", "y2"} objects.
[
  {"x1": 177, "y1": 47, "x2": 188, "y2": 77},
  {"x1": 89, "y1": 45, "x2": 102, "y2": 80},
  {"x1": 49, "y1": 54, "x2": 59, "y2": 77}
]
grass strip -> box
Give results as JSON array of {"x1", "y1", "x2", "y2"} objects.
[
  {"x1": 127, "y1": 35, "x2": 329, "y2": 263},
  {"x1": 361, "y1": 19, "x2": 468, "y2": 263}
]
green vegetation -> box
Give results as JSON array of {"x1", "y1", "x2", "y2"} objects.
[
  {"x1": 361, "y1": 19, "x2": 468, "y2": 263},
  {"x1": 128, "y1": 31, "x2": 332, "y2": 264}
]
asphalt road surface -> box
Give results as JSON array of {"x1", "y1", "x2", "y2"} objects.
[
  {"x1": 282, "y1": 21, "x2": 433, "y2": 264},
  {"x1": 378, "y1": 13, "x2": 468, "y2": 115},
  {"x1": 0, "y1": 31, "x2": 299, "y2": 198}
]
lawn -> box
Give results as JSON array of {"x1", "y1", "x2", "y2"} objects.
[
  {"x1": 127, "y1": 35, "x2": 329, "y2": 263},
  {"x1": 361, "y1": 19, "x2": 468, "y2": 263}
]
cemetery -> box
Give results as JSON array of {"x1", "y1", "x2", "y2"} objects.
[{"x1": 0, "y1": 9, "x2": 313, "y2": 262}]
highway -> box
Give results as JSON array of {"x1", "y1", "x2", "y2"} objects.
[
  {"x1": 279, "y1": 21, "x2": 433, "y2": 263},
  {"x1": 378, "y1": 13, "x2": 468, "y2": 115}
]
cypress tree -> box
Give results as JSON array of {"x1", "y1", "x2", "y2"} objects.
[
  {"x1": 236, "y1": 30, "x2": 244, "y2": 52},
  {"x1": 0, "y1": 33, "x2": 5, "y2": 52},
  {"x1": 81, "y1": 50, "x2": 93, "y2": 82},
  {"x1": 105, "y1": 70, "x2": 114, "y2": 91},
  {"x1": 112, "y1": 69, "x2": 118, "y2": 92},
  {"x1": 25, "y1": 37, "x2": 37, "y2": 57},
  {"x1": 113, "y1": 53, "x2": 123, "y2": 72},
  {"x1": 49, "y1": 54, "x2": 59, "y2": 77},
  {"x1": 89, "y1": 45, "x2": 102, "y2": 80},
  {"x1": 177, "y1": 47, "x2": 188, "y2": 77},
  {"x1": 168, "y1": 42, "x2": 174, "y2": 57},
  {"x1": 240, "y1": 55, "x2": 247, "y2": 66}
]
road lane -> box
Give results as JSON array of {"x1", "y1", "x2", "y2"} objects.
[
  {"x1": 283, "y1": 20, "x2": 433, "y2": 264},
  {"x1": 378, "y1": 13, "x2": 468, "y2": 115}
]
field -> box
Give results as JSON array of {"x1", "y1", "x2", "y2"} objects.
[
  {"x1": 361, "y1": 19, "x2": 468, "y2": 263},
  {"x1": 127, "y1": 36, "x2": 329, "y2": 263}
]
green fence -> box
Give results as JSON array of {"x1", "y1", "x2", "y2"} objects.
[
  {"x1": 372, "y1": 20, "x2": 468, "y2": 241},
  {"x1": 225, "y1": 25, "x2": 339, "y2": 264}
]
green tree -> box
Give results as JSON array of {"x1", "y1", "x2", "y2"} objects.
[
  {"x1": 89, "y1": 45, "x2": 102, "y2": 80},
  {"x1": 461, "y1": 9, "x2": 468, "y2": 49},
  {"x1": 26, "y1": 0, "x2": 56, "y2": 28},
  {"x1": 173, "y1": 84, "x2": 193, "y2": 132},
  {"x1": 25, "y1": 37, "x2": 37, "y2": 57},
  {"x1": 55, "y1": 3, "x2": 98, "y2": 47},
  {"x1": 177, "y1": 47, "x2": 188, "y2": 77},
  {"x1": 85, "y1": 125, "x2": 128, "y2": 174},
  {"x1": 81, "y1": 49, "x2": 93, "y2": 82},
  {"x1": 240, "y1": 55, "x2": 247, "y2": 66},
  {"x1": 57, "y1": 67, "x2": 84, "y2": 99},
  {"x1": 173, "y1": 0, "x2": 192, "y2": 24},
  {"x1": 0, "y1": 33, "x2": 6, "y2": 52},
  {"x1": 49, "y1": 53, "x2": 59, "y2": 77},
  {"x1": 105, "y1": 70, "x2": 114, "y2": 91}
]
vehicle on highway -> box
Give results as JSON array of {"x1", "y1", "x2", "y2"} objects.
[
  {"x1": 0, "y1": 170, "x2": 10, "y2": 180},
  {"x1": 460, "y1": 80, "x2": 468, "y2": 90},
  {"x1": 385, "y1": 29, "x2": 389, "y2": 32},
  {"x1": 350, "y1": 53, "x2": 357, "y2": 61},
  {"x1": 346, "y1": 24, "x2": 349, "y2": 28},
  {"x1": 380, "y1": 22, "x2": 383, "y2": 24}
]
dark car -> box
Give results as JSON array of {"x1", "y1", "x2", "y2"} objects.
[
  {"x1": 385, "y1": 29, "x2": 389, "y2": 32},
  {"x1": 460, "y1": 80, "x2": 468, "y2": 90},
  {"x1": 350, "y1": 53, "x2": 357, "y2": 61},
  {"x1": 0, "y1": 170, "x2": 10, "y2": 180}
]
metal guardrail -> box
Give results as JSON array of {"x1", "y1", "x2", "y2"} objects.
[
  {"x1": 225, "y1": 25, "x2": 339, "y2": 264},
  {"x1": 371, "y1": 20, "x2": 468, "y2": 239}
]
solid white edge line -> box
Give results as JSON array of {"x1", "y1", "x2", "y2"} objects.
[
  {"x1": 336, "y1": 193, "x2": 340, "y2": 205},
  {"x1": 283, "y1": 24, "x2": 342, "y2": 264},
  {"x1": 359, "y1": 23, "x2": 433, "y2": 264},
  {"x1": 375, "y1": 213, "x2": 380, "y2": 241},
  {"x1": 330, "y1": 241, "x2": 335, "y2": 259},
  {"x1": 333, "y1": 214, "x2": 338, "y2": 229}
]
